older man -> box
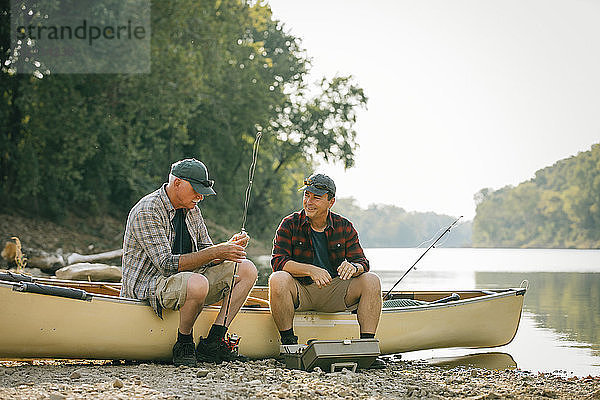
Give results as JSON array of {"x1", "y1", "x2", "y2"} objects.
[
  {"x1": 269, "y1": 173, "x2": 382, "y2": 346},
  {"x1": 121, "y1": 158, "x2": 257, "y2": 367}
]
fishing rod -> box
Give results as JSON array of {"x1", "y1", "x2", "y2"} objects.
[
  {"x1": 382, "y1": 215, "x2": 463, "y2": 301},
  {"x1": 223, "y1": 131, "x2": 262, "y2": 327}
]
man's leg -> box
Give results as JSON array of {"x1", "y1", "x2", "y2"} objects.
[
  {"x1": 169, "y1": 273, "x2": 209, "y2": 367},
  {"x1": 213, "y1": 259, "x2": 258, "y2": 326},
  {"x1": 269, "y1": 271, "x2": 300, "y2": 344},
  {"x1": 196, "y1": 260, "x2": 257, "y2": 363},
  {"x1": 345, "y1": 272, "x2": 382, "y2": 335},
  {"x1": 178, "y1": 273, "x2": 209, "y2": 334},
  {"x1": 268, "y1": 271, "x2": 299, "y2": 330}
]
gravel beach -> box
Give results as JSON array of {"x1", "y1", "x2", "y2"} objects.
[{"x1": 1, "y1": 358, "x2": 599, "y2": 399}]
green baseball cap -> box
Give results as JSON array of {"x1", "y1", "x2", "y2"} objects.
[
  {"x1": 170, "y1": 158, "x2": 216, "y2": 195},
  {"x1": 298, "y1": 173, "x2": 336, "y2": 197}
]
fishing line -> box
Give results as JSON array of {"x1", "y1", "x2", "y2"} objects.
[
  {"x1": 432, "y1": 231, "x2": 452, "y2": 248},
  {"x1": 415, "y1": 224, "x2": 448, "y2": 249},
  {"x1": 382, "y1": 216, "x2": 463, "y2": 301},
  {"x1": 223, "y1": 131, "x2": 263, "y2": 327}
]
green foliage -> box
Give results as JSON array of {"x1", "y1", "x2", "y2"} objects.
[
  {"x1": 473, "y1": 144, "x2": 600, "y2": 248},
  {"x1": 0, "y1": 0, "x2": 367, "y2": 241},
  {"x1": 333, "y1": 197, "x2": 472, "y2": 248}
]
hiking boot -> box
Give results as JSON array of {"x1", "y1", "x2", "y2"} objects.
[
  {"x1": 172, "y1": 341, "x2": 197, "y2": 367},
  {"x1": 196, "y1": 335, "x2": 248, "y2": 364},
  {"x1": 281, "y1": 335, "x2": 298, "y2": 345}
]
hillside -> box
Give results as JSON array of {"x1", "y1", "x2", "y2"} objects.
[
  {"x1": 472, "y1": 143, "x2": 600, "y2": 248},
  {"x1": 333, "y1": 198, "x2": 472, "y2": 248}
]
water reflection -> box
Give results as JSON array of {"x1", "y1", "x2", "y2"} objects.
[
  {"x1": 424, "y1": 352, "x2": 516, "y2": 370},
  {"x1": 374, "y1": 265, "x2": 600, "y2": 375},
  {"x1": 476, "y1": 272, "x2": 600, "y2": 357}
]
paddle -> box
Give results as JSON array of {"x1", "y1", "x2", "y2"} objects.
[{"x1": 382, "y1": 216, "x2": 463, "y2": 301}]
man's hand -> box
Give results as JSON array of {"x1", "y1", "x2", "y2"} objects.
[
  {"x1": 338, "y1": 260, "x2": 358, "y2": 280},
  {"x1": 229, "y1": 231, "x2": 250, "y2": 248},
  {"x1": 309, "y1": 266, "x2": 333, "y2": 288},
  {"x1": 213, "y1": 242, "x2": 247, "y2": 263}
]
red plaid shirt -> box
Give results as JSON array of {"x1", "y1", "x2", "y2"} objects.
[{"x1": 271, "y1": 210, "x2": 369, "y2": 273}]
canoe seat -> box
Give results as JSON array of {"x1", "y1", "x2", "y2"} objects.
[
  {"x1": 382, "y1": 298, "x2": 427, "y2": 308},
  {"x1": 383, "y1": 293, "x2": 461, "y2": 308}
]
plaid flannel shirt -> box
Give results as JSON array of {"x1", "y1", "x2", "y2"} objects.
[
  {"x1": 271, "y1": 210, "x2": 369, "y2": 276},
  {"x1": 120, "y1": 184, "x2": 212, "y2": 317}
]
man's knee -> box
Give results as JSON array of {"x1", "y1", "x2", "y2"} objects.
[
  {"x1": 186, "y1": 273, "x2": 209, "y2": 302},
  {"x1": 358, "y1": 272, "x2": 381, "y2": 294},
  {"x1": 269, "y1": 271, "x2": 294, "y2": 295},
  {"x1": 239, "y1": 259, "x2": 258, "y2": 282}
]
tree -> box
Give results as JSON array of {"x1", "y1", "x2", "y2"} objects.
[
  {"x1": 0, "y1": 0, "x2": 369, "y2": 243},
  {"x1": 473, "y1": 144, "x2": 600, "y2": 248}
]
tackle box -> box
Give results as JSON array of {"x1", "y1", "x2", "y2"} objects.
[{"x1": 282, "y1": 339, "x2": 380, "y2": 372}]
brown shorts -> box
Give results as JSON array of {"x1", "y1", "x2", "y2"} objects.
[
  {"x1": 155, "y1": 261, "x2": 236, "y2": 311},
  {"x1": 294, "y1": 277, "x2": 357, "y2": 313}
]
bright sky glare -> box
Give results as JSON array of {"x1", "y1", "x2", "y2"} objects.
[{"x1": 267, "y1": 0, "x2": 600, "y2": 219}]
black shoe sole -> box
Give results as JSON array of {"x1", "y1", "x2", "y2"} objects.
[{"x1": 173, "y1": 358, "x2": 198, "y2": 367}]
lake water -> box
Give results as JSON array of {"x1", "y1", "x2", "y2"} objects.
[{"x1": 366, "y1": 248, "x2": 600, "y2": 377}]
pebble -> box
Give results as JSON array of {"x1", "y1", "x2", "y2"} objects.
[
  {"x1": 196, "y1": 369, "x2": 209, "y2": 378},
  {"x1": 69, "y1": 371, "x2": 81, "y2": 380},
  {"x1": 213, "y1": 370, "x2": 226, "y2": 379},
  {"x1": 0, "y1": 359, "x2": 598, "y2": 400}
]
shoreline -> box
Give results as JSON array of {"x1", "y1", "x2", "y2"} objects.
[{"x1": 1, "y1": 358, "x2": 599, "y2": 399}]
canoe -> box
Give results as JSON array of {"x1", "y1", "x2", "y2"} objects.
[{"x1": 0, "y1": 272, "x2": 526, "y2": 361}]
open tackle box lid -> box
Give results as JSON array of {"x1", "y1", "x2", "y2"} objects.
[{"x1": 282, "y1": 339, "x2": 380, "y2": 372}]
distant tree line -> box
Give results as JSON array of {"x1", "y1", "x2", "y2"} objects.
[
  {"x1": 473, "y1": 144, "x2": 600, "y2": 248},
  {"x1": 333, "y1": 198, "x2": 472, "y2": 248},
  {"x1": 0, "y1": 0, "x2": 367, "y2": 241}
]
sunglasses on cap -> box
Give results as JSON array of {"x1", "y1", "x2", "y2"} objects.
[
  {"x1": 189, "y1": 178, "x2": 214, "y2": 188},
  {"x1": 303, "y1": 179, "x2": 330, "y2": 192}
]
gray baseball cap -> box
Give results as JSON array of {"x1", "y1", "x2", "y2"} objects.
[
  {"x1": 298, "y1": 173, "x2": 336, "y2": 197},
  {"x1": 170, "y1": 158, "x2": 216, "y2": 195}
]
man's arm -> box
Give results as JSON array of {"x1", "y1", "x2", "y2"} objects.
[
  {"x1": 344, "y1": 220, "x2": 370, "y2": 272},
  {"x1": 334, "y1": 219, "x2": 369, "y2": 280},
  {"x1": 337, "y1": 260, "x2": 363, "y2": 280},
  {"x1": 271, "y1": 215, "x2": 333, "y2": 288},
  {"x1": 282, "y1": 260, "x2": 332, "y2": 288},
  {"x1": 179, "y1": 238, "x2": 247, "y2": 272},
  {"x1": 132, "y1": 210, "x2": 247, "y2": 274},
  {"x1": 131, "y1": 211, "x2": 180, "y2": 276},
  {"x1": 271, "y1": 216, "x2": 294, "y2": 272}
]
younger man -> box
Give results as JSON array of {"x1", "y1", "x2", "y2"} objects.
[{"x1": 269, "y1": 173, "x2": 382, "y2": 345}]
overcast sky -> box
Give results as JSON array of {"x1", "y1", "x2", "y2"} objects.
[{"x1": 267, "y1": 0, "x2": 600, "y2": 219}]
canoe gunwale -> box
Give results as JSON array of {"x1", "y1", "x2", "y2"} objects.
[
  {"x1": 381, "y1": 288, "x2": 526, "y2": 313},
  {"x1": 0, "y1": 280, "x2": 148, "y2": 306},
  {"x1": 0, "y1": 278, "x2": 525, "y2": 315}
]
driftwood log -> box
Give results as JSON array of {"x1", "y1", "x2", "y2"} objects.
[
  {"x1": 26, "y1": 249, "x2": 123, "y2": 273},
  {"x1": 55, "y1": 263, "x2": 122, "y2": 282},
  {"x1": 27, "y1": 253, "x2": 66, "y2": 272},
  {"x1": 67, "y1": 249, "x2": 123, "y2": 265}
]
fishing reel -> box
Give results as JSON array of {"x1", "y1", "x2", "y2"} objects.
[{"x1": 223, "y1": 333, "x2": 241, "y2": 354}]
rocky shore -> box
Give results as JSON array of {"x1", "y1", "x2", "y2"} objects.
[
  {"x1": 2, "y1": 215, "x2": 600, "y2": 399},
  {"x1": 1, "y1": 358, "x2": 599, "y2": 400}
]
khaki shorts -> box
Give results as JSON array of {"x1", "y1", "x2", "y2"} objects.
[
  {"x1": 294, "y1": 277, "x2": 357, "y2": 313},
  {"x1": 155, "y1": 261, "x2": 236, "y2": 311}
]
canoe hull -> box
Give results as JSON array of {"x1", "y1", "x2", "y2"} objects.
[{"x1": 0, "y1": 281, "x2": 525, "y2": 360}]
